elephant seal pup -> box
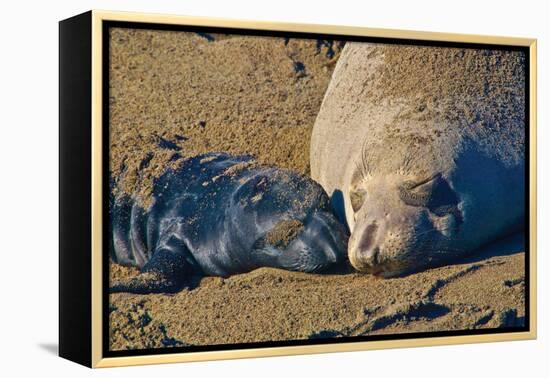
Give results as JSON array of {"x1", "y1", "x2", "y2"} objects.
[
  {"x1": 110, "y1": 152, "x2": 348, "y2": 293},
  {"x1": 311, "y1": 42, "x2": 526, "y2": 276}
]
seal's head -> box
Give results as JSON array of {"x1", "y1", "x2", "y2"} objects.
[
  {"x1": 260, "y1": 211, "x2": 348, "y2": 273},
  {"x1": 229, "y1": 166, "x2": 348, "y2": 273},
  {"x1": 346, "y1": 167, "x2": 465, "y2": 277}
]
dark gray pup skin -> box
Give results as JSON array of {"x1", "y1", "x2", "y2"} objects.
[{"x1": 110, "y1": 152, "x2": 348, "y2": 293}]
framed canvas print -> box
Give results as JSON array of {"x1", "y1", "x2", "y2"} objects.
[{"x1": 59, "y1": 10, "x2": 537, "y2": 368}]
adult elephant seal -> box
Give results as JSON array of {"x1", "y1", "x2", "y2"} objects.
[
  {"x1": 110, "y1": 152, "x2": 348, "y2": 293},
  {"x1": 311, "y1": 42, "x2": 526, "y2": 277}
]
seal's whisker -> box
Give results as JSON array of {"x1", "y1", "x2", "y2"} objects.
[{"x1": 411, "y1": 226, "x2": 461, "y2": 238}]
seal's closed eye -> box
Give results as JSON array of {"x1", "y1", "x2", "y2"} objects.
[
  {"x1": 399, "y1": 174, "x2": 461, "y2": 220},
  {"x1": 350, "y1": 189, "x2": 367, "y2": 213},
  {"x1": 399, "y1": 174, "x2": 439, "y2": 207}
]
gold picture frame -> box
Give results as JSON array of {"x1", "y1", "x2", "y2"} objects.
[{"x1": 59, "y1": 10, "x2": 537, "y2": 368}]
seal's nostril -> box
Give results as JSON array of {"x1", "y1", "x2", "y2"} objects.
[
  {"x1": 365, "y1": 247, "x2": 380, "y2": 266},
  {"x1": 358, "y1": 222, "x2": 378, "y2": 252}
]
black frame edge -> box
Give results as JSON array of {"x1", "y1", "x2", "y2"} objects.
[{"x1": 59, "y1": 10, "x2": 93, "y2": 368}]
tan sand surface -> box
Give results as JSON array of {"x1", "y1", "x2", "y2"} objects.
[{"x1": 110, "y1": 236, "x2": 524, "y2": 349}]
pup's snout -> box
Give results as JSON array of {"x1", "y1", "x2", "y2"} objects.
[{"x1": 305, "y1": 211, "x2": 348, "y2": 263}]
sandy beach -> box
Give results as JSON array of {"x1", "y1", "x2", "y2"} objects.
[
  {"x1": 108, "y1": 28, "x2": 525, "y2": 350},
  {"x1": 110, "y1": 238, "x2": 524, "y2": 349}
]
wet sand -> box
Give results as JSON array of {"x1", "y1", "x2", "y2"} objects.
[{"x1": 108, "y1": 28, "x2": 525, "y2": 350}]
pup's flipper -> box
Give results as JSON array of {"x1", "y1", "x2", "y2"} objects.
[{"x1": 110, "y1": 221, "x2": 202, "y2": 293}]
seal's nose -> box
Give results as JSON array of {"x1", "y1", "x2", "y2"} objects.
[
  {"x1": 357, "y1": 222, "x2": 378, "y2": 252},
  {"x1": 356, "y1": 222, "x2": 381, "y2": 268},
  {"x1": 349, "y1": 221, "x2": 384, "y2": 272}
]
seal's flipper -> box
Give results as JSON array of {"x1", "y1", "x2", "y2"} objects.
[
  {"x1": 109, "y1": 249, "x2": 202, "y2": 293},
  {"x1": 110, "y1": 222, "x2": 203, "y2": 293}
]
